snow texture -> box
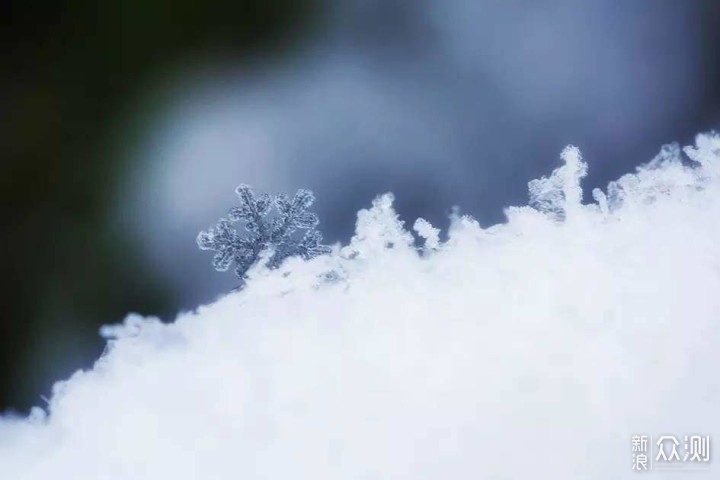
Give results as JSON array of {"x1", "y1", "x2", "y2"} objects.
[
  {"x1": 197, "y1": 185, "x2": 331, "y2": 280},
  {"x1": 2, "y1": 133, "x2": 720, "y2": 479},
  {"x1": 413, "y1": 218, "x2": 440, "y2": 250}
]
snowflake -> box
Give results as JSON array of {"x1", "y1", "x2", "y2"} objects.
[{"x1": 197, "y1": 185, "x2": 331, "y2": 279}]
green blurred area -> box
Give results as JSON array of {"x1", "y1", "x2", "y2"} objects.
[{"x1": 0, "y1": 0, "x2": 319, "y2": 411}]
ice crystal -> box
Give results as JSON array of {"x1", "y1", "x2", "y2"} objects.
[
  {"x1": 197, "y1": 185, "x2": 331, "y2": 279},
  {"x1": 528, "y1": 145, "x2": 587, "y2": 220}
]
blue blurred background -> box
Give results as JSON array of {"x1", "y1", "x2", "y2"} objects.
[{"x1": 2, "y1": 0, "x2": 719, "y2": 412}]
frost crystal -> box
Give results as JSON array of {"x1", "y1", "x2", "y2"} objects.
[
  {"x1": 413, "y1": 218, "x2": 441, "y2": 250},
  {"x1": 528, "y1": 145, "x2": 588, "y2": 220},
  {"x1": 197, "y1": 185, "x2": 331, "y2": 279}
]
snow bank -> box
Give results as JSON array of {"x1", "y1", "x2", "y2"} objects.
[{"x1": 2, "y1": 134, "x2": 719, "y2": 479}]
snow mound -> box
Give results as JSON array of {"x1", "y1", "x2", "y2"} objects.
[{"x1": 2, "y1": 134, "x2": 720, "y2": 479}]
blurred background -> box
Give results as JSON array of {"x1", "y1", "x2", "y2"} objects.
[{"x1": 1, "y1": 0, "x2": 719, "y2": 412}]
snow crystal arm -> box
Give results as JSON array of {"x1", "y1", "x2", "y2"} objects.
[
  {"x1": 298, "y1": 230, "x2": 332, "y2": 259},
  {"x1": 271, "y1": 189, "x2": 319, "y2": 242},
  {"x1": 228, "y1": 184, "x2": 272, "y2": 235},
  {"x1": 269, "y1": 189, "x2": 326, "y2": 264},
  {"x1": 197, "y1": 219, "x2": 240, "y2": 272}
]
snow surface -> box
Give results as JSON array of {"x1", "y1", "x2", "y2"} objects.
[{"x1": 2, "y1": 134, "x2": 720, "y2": 479}]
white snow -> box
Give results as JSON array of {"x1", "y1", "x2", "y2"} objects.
[
  {"x1": 413, "y1": 218, "x2": 441, "y2": 250},
  {"x1": 1, "y1": 134, "x2": 719, "y2": 479}
]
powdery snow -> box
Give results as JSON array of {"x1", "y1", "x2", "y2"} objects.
[{"x1": 1, "y1": 134, "x2": 719, "y2": 479}]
